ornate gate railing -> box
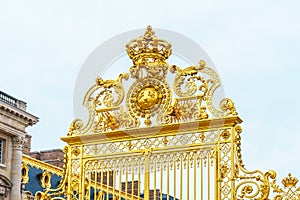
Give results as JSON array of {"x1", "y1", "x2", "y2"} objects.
[
  {"x1": 36, "y1": 26, "x2": 300, "y2": 200},
  {"x1": 65, "y1": 118, "x2": 242, "y2": 200}
]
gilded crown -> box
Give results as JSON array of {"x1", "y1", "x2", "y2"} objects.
[
  {"x1": 126, "y1": 26, "x2": 172, "y2": 64},
  {"x1": 282, "y1": 173, "x2": 298, "y2": 187}
]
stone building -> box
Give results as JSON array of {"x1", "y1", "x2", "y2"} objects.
[
  {"x1": 23, "y1": 135, "x2": 64, "y2": 169},
  {"x1": 0, "y1": 90, "x2": 38, "y2": 200}
]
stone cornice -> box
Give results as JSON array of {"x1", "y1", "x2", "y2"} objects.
[
  {"x1": 0, "y1": 101, "x2": 38, "y2": 126},
  {"x1": 0, "y1": 123, "x2": 24, "y2": 136},
  {"x1": 22, "y1": 154, "x2": 64, "y2": 176}
]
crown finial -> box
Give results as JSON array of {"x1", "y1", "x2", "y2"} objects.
[
  {"x1": 126, "y1": 25, "x2": 172, "y2": 65},
  {"x1": 144, "y1": 25, "x2": 155, "y2": 38},
  {"x1": 282, "y1": 173, "x2": 298, "y2": 188}
]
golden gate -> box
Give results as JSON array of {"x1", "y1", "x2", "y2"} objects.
[{"x1": 37, "y1": 26, "x2": 300, "y2": 200}]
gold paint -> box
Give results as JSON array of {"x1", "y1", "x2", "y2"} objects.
[
  {"x1": 40, "y1": 171, "x2": 51, "y2": 189},
  {"x1": 21, "y1": 163, "x2": 29, "y2": 184},
  {"x1": 282, "y1": 173, "x2": 298, "y2": 187},
  {"x1": 68, "y1": 119, "x2": 83, "y2": 136},
  {"x1": 221, "y1": 130, "x2": 230, "y2": 140},
  {"x1": 220, "y1": 164, "x2": 229, "y2": 179},
  {"x1": 126, "y1": 25, "x2": 172, "y2": 65},
  {"x1": 136, "y1": 86, "x2": 161, "y2": 109},
  {"x1": 22, "y1": 154, "x2": 63, "y2": 176},
  {"x1": 72, "y1": 147, "x2": 80, "y2": 157},
  {"x1": 37, "y1": 26, "x2": 300, "y2": 200}
]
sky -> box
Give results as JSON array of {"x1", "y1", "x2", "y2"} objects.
[{"x1": 1, "y1": 0, "x2": 300, "y2": 183}]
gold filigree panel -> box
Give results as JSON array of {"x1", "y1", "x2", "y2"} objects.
[{"x1": 82, "y1": 129, "x2": 229, "y2": 158}]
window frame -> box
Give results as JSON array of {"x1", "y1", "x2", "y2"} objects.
[{"x1": 0, "y1": 139, "x2": 6, "y2": 167}]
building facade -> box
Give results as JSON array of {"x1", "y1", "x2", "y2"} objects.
[{"x1": 0, "y1": 91, "x2": 38, "y2": 200}]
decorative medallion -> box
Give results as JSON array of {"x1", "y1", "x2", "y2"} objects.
[
  {"x1": 137, "y1": 86, "x2": 160, "y2": 109},
  {"x1": 127, "y1": 78, "x2": 171, "y2": 125}
]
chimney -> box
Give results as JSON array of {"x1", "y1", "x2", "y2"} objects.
[{"x1": 22, "y1": 134, "x2": 32, "y2": 155}]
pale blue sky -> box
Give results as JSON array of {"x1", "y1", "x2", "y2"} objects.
[{"x1": 1, "y1": 0, "x2": 300, "y2": 181}]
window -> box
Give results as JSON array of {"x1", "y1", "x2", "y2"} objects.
[{"x1": 0, "y1": 139, "x2": 5, "y2": 165}]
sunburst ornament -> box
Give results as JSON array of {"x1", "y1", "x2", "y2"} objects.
[{"x1": 127, "y1": 78, "x2": 171, "y2": 125}]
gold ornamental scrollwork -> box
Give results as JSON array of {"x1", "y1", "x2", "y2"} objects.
[
  {"x1": 40, "y1": 171, "x2": 51, "y2": 189},
  {"x1": 233, "y1": 122, "x2": 280, "y2": 200},
  {"x1": 21, "y1": 163, "x2": 29, "y2": 184},
  {"x1": 170, "y1": 60, "x2": 238, "y2": 120},
  {"x1": 220, "y1": 98, "x2": 238, "y2": 116},
  {"x1": 170, "y1": 60, "x2": 207, "y2": 97},
  {"x1": 94, "y1": 72, "x2": 129, "y2": 107},
  {"x1": 68, "y1": 119, "x2": 83, "y2": 136},
  {"x1": 67, "y1": 25, "x2": 241, "y2": 136},
  {"x1": 72, "y1": 72, "x2": 135, "y2": 135},
  {"x1": 271, "y1": 173, "x2": 300, "y2": 200},
  {"x1": 235, "y1": 170, "x2": 276, "y2": 199},
  {"x1": 92, "y1": 73, "x2": 129, "y2": 132}
]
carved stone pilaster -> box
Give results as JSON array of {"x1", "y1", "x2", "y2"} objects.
[
  {"x1": 11, "y1": 136, "x2": 25, "y2": 200},
  {"x1": 11, "y1": 136, "x2": 25, "y2": 150}
]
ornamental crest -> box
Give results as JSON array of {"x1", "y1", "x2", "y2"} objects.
[{"x1": 68, "y1": 26, "x2": 237, "y2": 135}]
